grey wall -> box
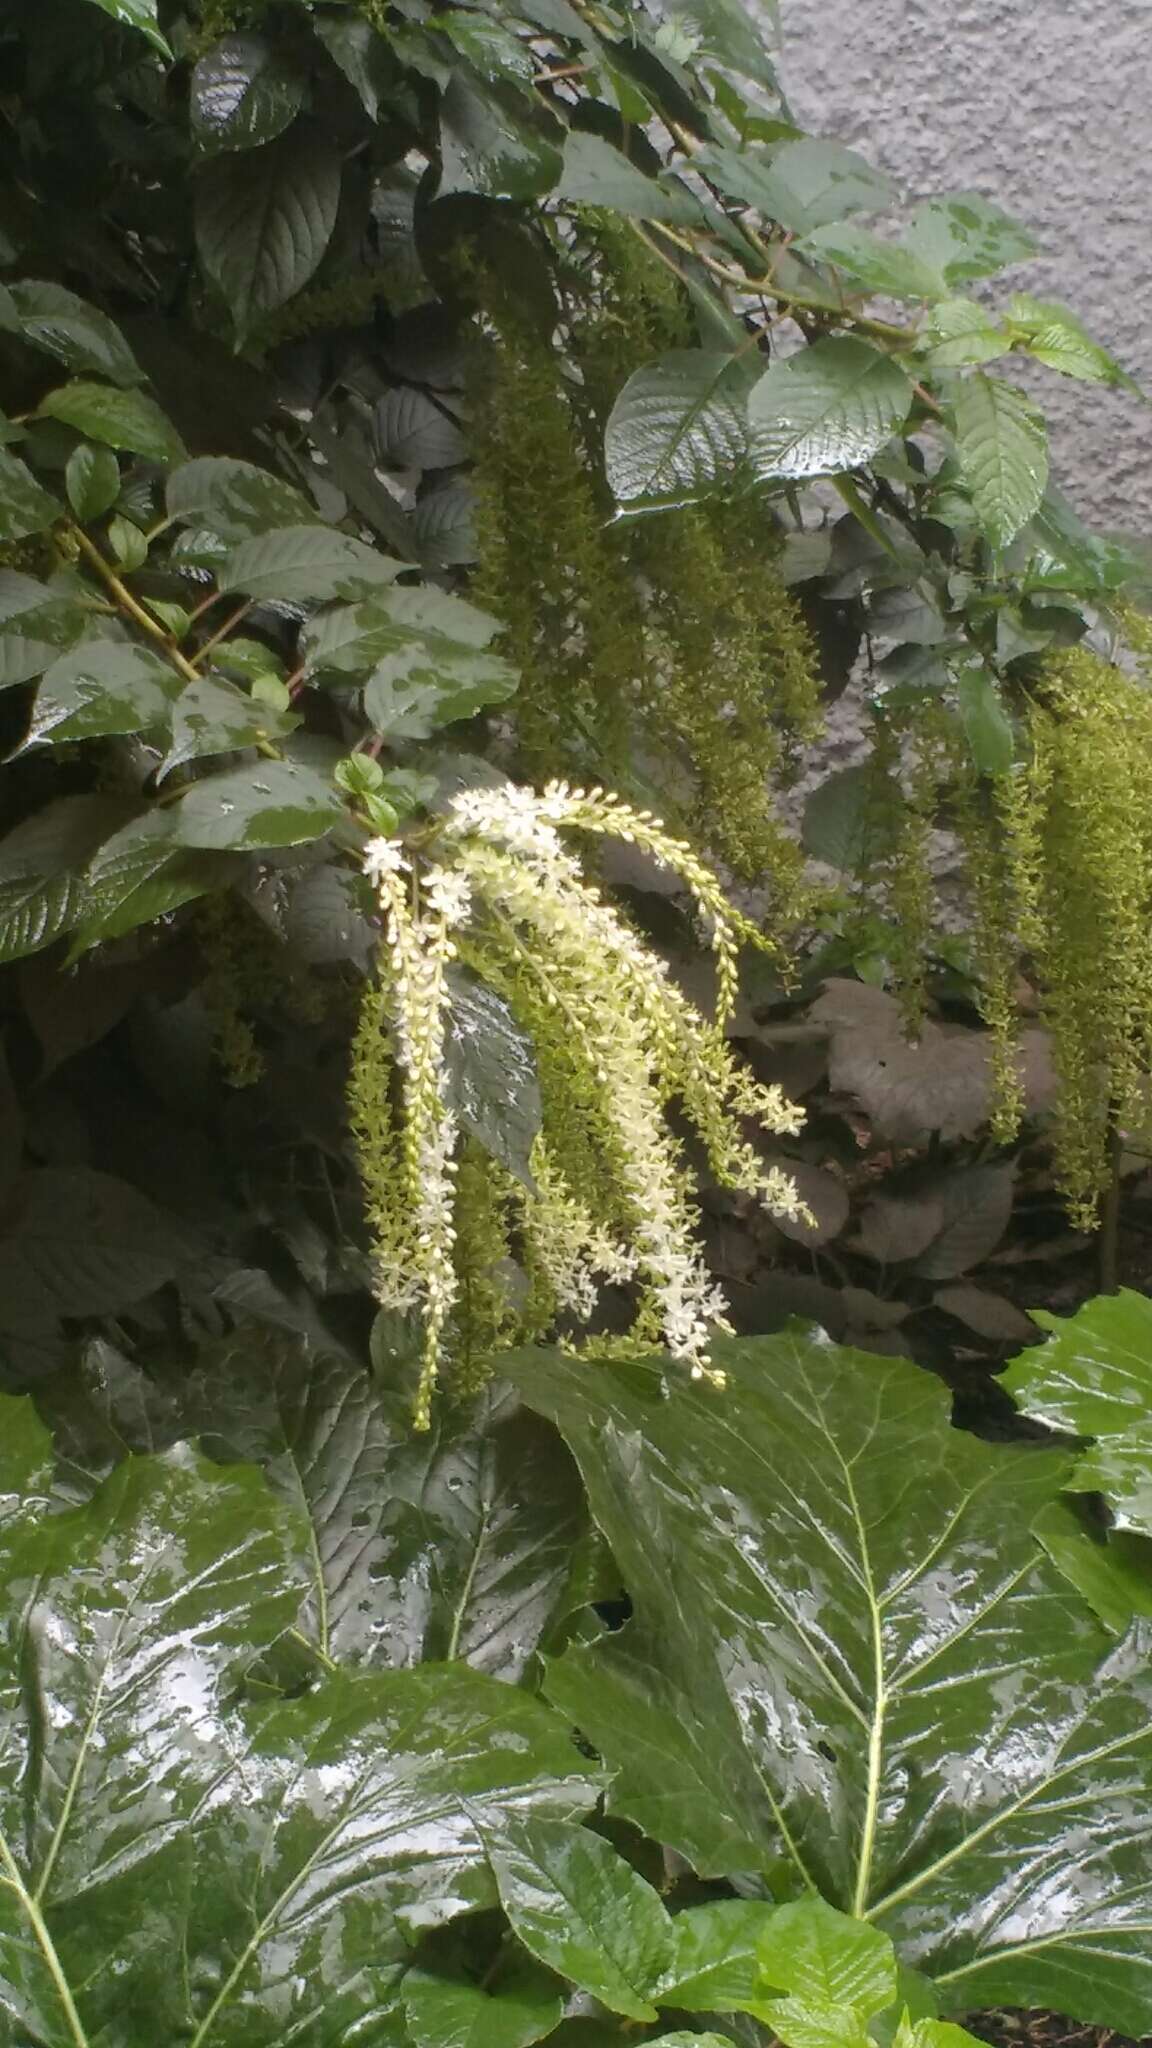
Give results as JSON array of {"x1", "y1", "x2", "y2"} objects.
[{"x1": 776, "y1": 0, "x2": 1152, "y2": 532}]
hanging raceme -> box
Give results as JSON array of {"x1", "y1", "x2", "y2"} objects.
[
  {"x1": 352, "y1": 784, "x2": 808, "y2": 1425},
  {"x1": 466, "y1": 220, "x2": 822, "y2": 887}
]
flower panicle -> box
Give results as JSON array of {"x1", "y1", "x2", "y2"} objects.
[{"x1": 352, "y1": 783, "x2": 806, "y2": 1422}]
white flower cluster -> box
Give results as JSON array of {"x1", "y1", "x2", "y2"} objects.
[{"x1": 360, "y1": 782, "x2": 808, "y2": 1417}]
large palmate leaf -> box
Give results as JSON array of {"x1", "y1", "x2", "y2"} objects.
[
  {"x1": 510, "y1": 1333, "x2": 1152, "y2": 2032},
  {"x1": 604, "y1": 351, "x2": 752, "y2": 509},
  {"x1": 749, "y1": 339, "x2": 912, "y2": 481},
  {"x1": 0, "y1": 1394, "x2": 602, "y2": 2045},
  {"x1": 183, "y1": 1338, "x2": 593, "y2": 1678}
]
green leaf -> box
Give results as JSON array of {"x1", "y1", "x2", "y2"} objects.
[
  {"x1": 191, "y1": 33, "x2": 306, "y2": 154},
  {"x1": 802, "y1": 763, "x2": 897, "y2": 873},
  {"x1": 167, "y1": 456, "x2": 316, "y2": 540},
  {"x1": 953, "y1": 374, "x2": 1048, "y2": 549},
  {"x1": 758, "y1": 1899, "x2": 897, "y2": 2012},
  {"x1": 953, "y1": 654, "x2": 1014, "y2": 774},
  {"x1": 171, "y1": 758, "x2": 342, "y2": 850},
  {"x1": 555, "y1": 133, "x2": 699, "y2": 223},
  {"x1": 218, "y1": 523, "x2": 404, "y2": 601},
  {"x1": 920, "y1": 299, "x2": 1008, "y2": 368},
  {"x1": 182, "y1": 1340, "x2": 590, "y2": 1677},
  {"x1": 442, "y1": 965, "x2": 542, "y2": 1186},
  {"x1": 651, "y1": 1899, "x2": 778, "y2": 2013},
  {"x1": 1033, "y1": 1498, "x2": 1152, "y2": 1635},
  {"x1": 23, "y1": 638, "x2": 179, "y2": 748},
  {"x1": 604, "y1": 350, "x2": 752, "y2": 509},
  {"x1": 195, "y1": 124, "x2": 341, "y2": 334},
  {"x1": 402, "y1": 1960, "x2": 565, "y2": 2048},
  {"x1": 698, "y1": 138, "x2": 894, "y2": 233},
  {"x1": 311, "y1": 13, "x2": 394, "y2": 121},
  {"x1": 0, "y1": 574, "x2": 86, "y2": 688},
  {"x1": 157, "y1": 672, "x2": 297, "y2": 776},
  {"x1": 0, "y1": 449, "x2": 63, "y2": 543},
  {"x1": 36, "y1": 381, "x2": 185, "y2": 464},
  {"x1": 764, "y1": 1999, "x2": 874, "y2": 2048},
  {"x1": 64, "y1": 441, "x2": 121, "y2": 520},
  {"x1": 0, "y1": 281, "x2": 144, "y2": 386},
  {"x1": 412, "y1": 483, "x2": 477, "y2": 570},
  {"x1": 904, "y1": 193, "x2": 1038, "y2": 286},
  {"x1": 439, "y1": 73, "x2": 563, "y2": 201},
  {"x1": 363, "y1": 635, "x2": 518, "y2": 738},
  {"x1": 479, "y1": 1814, "x2": 674, "y2": 2019},
  {"x1": 0, "y1": 795, "x2": 128, "y2": 963},
  {"x1": 662, "y1": 0, "x2": 779, "y2": 87},
  {"x1": 749, "y1": 338, "x2": 913, "y2": 481},
  {"x1": 0, "y1": 1425, "x2": 600, "y2": 2042},
  {"x1": 77, "y1": 0, "x2": 171, "y2": 54},
  {"x1": 509, "y1": 1334, "x2": 1152, "y2": 2031},
  {"x1": 1003, "y1": 1289, "x2": 1152, "y2": 1437},
  {"x1": 374, "y1": 388, "x2": 467, "y2": 470},
  {"x1": 799, "y1": 225, "x2": 944, "y2": 302},
  {"x1": 1006, "y1": 293, "x2": 1135, "y2": 388},
  {"x1": 66, "y1": 807, "x2": 230, "y2": 955},
  {"x1": 304, "y1": 588, "x2": 501, "y2": 679}
]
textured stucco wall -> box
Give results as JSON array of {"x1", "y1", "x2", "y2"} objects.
[{"x1": 775, "y1": 0, "x2": 1152, "y2": 533}]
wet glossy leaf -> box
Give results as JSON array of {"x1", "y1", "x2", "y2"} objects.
[
  {"x1": 77, "y1": 0, "x2": 171, "y2": 53},
  {"x1": 36, "y1": 380, "x2": 183, "y2": 464},
  {"x1": 195, "y1": 124, "x2": 341, "y2": 334},
  {"x1": 0, "y1": 449, "x2": 63, "y2": 543},
  {"x1": 66, "y1": 807, "x2": 230, "y2": 953},
  {"x1": 0, "y1": 1425, "x2": 599, "y2": 2043},
  {"x1": 157, "y1": 672, "x2": 298, "y2": 775},
  {"x1": 25, "y1": 639, "x2": 180, "y2": 748},
  {"x1": 0, "y1": 575, "x2": 86, "y2": 687},
  {"x1": 652, "y1": 1899, "x2": 775, "y2": 2013},
  {"x1": 953, "y1": 374, "x2": 1048, "y2": 550},
  {"x1": 305, "y1": 587, "x2": 501, "y2": 678},
  {"x1": 442, "y1": 966, "x2": 542, "y2": 1184},
  {"x1": 1007, "y1": 293, "x2": 1135, "y2": 388},
  {"x1": 401, "y1": 1958, "x2": 565, "y2": 2048},
  {"x1": 1003, "y1": 1289, "x2": 1152, "y2": 1437},
  {"x1": 438, "y1": 74, "x2": 563, "y2": 201},
  {"x1": 663, "y1": 0, "x2": 779, "y2": 86},
  {"x1": 699, "y1": 138, "x2": 894, "y2": 234},
  {"x1": 64, "y1": 440, "x2": 121, "y2": 519},
  {"x1": 363, "y1": 635, "x2": 517, "y2": 738},
  {"x1": 191, "y1": 33, "x2": 306, "y2": 154},
  {"x1": 749, "y1": 340, "x2": 912, "y2": 481},
  {"x1": 0, "y1": 794, "x2": 128, "y2": 963},
  {"x1": 511, "y1": 1334, "x2": 1152, "y2": 2031},
  {"x1": 479, "y1": 1813, "x2": 674, "y2": 2019},
  {"x1": 171, "y1": 758, "x2": 342, "y2": 850},
  {"x1": 0, "y1": 281, "x2": 143, "y2": 385},
  {"x1": 166, "y1": 456, "x2": 316, "y2": 539},
  {"x1": 1033, "y1": 1498, "x2": 1152, "y2": 1634},
  {"x1": 605, "y1": 351, "x2": 752, "y2": 509},
  {"x1": 219, "y1": 523, "x2": 404, "y2": 602},
  {"x1": 183, "y1": 1341, "x2": 590, "y2": 1678}
]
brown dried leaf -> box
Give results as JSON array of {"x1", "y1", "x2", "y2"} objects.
[
  {"x1": 857, "y1": 1193, "x2": 946, "y2": 1264},
  {"x1": 773, "y1": 1162, "x2": 850, "y2": 1246},
  {"x1": 933, "y1": 1282, "x2": 1039, "y2": 1344},
  {"x1": 914, "y1": 1163, "x2": 1016, "y2": 1278}
]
